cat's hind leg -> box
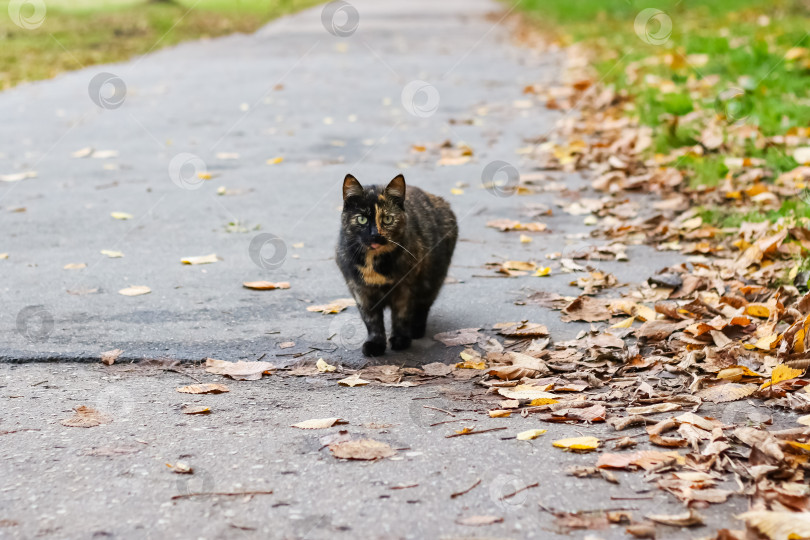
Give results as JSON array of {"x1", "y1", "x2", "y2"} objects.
[
  {"x1": 410, "y1": 303, "x2": 430, "y2": 339},
  {"x1": 389, "y1": 288, "x2": 413, "y2": 351}
]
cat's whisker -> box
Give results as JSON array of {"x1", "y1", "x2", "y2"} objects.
[{"x1": 388, "y1": 240, "x2": 417, "y2": 260}]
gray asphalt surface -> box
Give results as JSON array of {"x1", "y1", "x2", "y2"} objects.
[{"x1": 0, "y1": 1, "x2": 734, "y2": 539}]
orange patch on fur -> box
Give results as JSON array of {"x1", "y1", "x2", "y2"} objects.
[{"x1": 359, "y1": 249, "x2": 392, "y2": 285}]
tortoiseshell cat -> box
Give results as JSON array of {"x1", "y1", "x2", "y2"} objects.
[{"x1": 336, "y1": 174, "x2": 458, "y2": 356}]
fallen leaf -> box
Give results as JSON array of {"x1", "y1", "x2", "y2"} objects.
[
  {"x1": 338, "y1": 374, "x2": 370, "y2": 387},
  {"x1": 737, "y1": 511, "x2": 810, "y2": 540},
  {"x1": 100, "y1": 349, "x2": 123, "y2": 366},
  {"x1": 553, "y1": 436, "x2": 600, "y2": 451},
  {"x1": 61, "y1": 406, "x2": 110, "y2": 428},
  {"x1": 422, "y1": 362, "x2": 453, "y2": 376},
  {"x1": 647, "y1": 509, "x2": 704, "y2": 527},
  {"x1": 110, "y1": 212, "x2": 133, "y2": 220},
  {"x1": 291, "y1": 417, "x2": 347, "y2": 429},
  {"x1": 517, "y1": 429, "x2": 547, "y2": 440},
  {"x1": 455, "y1": 515, "x2": 504, "y2": 526},
  {"x1": 627, "y1": 403, "x2": 681, "y2": 415},
  {"x1": 176, "y1": 383, "x2": 230, "y2": 394},
  {"x1": 243, "y1": 281, "x2": 290, "y2": 290},
  {"x1": 434, "y1": 328, "x2": 482, "y2": 346},
  {"x1": 307, "y1": 298, "x2": 356, "y2": 314},
  {"x1": 181, "y1": 406, "x2": 210, "y2": 415},
  {"x1": 561, "y1": 296, "x2": 611, "y2": 322},
  {"x1": 489, "y1": 410, "x2": 512, "y2": 418},
  {"x1": 697, "y1": 383, "x2": 758, "y2": 403},
  {"x1": 760, "y1": 364, "x2": 805, "y2": 390},
  {"x1": 498, "y1": 385, "x2": 559, "y2": 401},
  {"x1": 118, "y1": 286, "x2": 151, "y2": 297},
  {"x1": 63, "y1": 263, "x2": 86, "y2": 270},
  {"x1": 204, "y1": 358, "x2": 274, "y2": 381},
  {"x1": 329, "y1": 439, "x2": 394, "y2": 460},
  {"x1": 181, "y1": 254, "x2": 218, "y2": 265},
  {"x1": 316, "y1": 358, "x2": 336, "y2": 372},
  {"x1": 101, "y1": 250, "x2": 124, "y2": 258}
]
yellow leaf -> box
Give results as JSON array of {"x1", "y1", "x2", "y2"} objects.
[
  {"x1": 242, "y1": 281, "x2": 290, "y2": 290},
  {"x1": 746, "y1": 304, "x2": 771, "y2": 318},
  {"x1": 498, "y1": 385, "x2": 559, "y2": 401},
  {"x1": 181, "y1": 253, "x2": 218, "y2": 265},
  {"x1": 455, "y1": 427, "x2": 474, "y2": 435},
  {"x1": 754, "y1": 333, "x2": 781, "y2": 351},
  {"x1": 520, "y1": 234, "x2": 532, "y2": 244},
  {"x1": 450, "y1": 188, "x2": 464, "y2": 195},
  {"x1": 717, "y1": 365, "x2": 764, "y2": 381},
  {"x1": 118, "y1": 285, "x2": 151, "y2": 297},
  {"x1": 761, "y1": 364, "x2": 805, "y2": 389},
  {"x1": 110, "y1": 212, "x2": 133, "y2": 220},
  {"x1": 529, "y1": 397, "x2": 559, "y2": 405},
  {"x1": 0, "y1": 253, "x2": 7, "y2": 260},
  {"x1": 737, "y1": 511, "x2": 810, "y2": 540},
  {"x1": 197, "y1": 172, "x2": 212, "y2": 180},
  {"x1": 489, "y1": 410, "x2": 511, "y2": 418},
  {"x1": 786, "y1": 441, "x2": 810, "y2": 453},
  {"x1": 553, "y1": 436, "x2": 600, "y2": 451},
  {"x1": 611, "y1": 316, "x2": 635, "y2": 329},
  {"x1": 316, "y1": 358, "x2": 336, "y2": 373},
  {"x1": 456, "y1": 361, "x2": 486, "y2": 370},
  {"x1": 517, "y1": 429, "x2": 547, "y2": 441},
  {"x1": 307, "y1": 298, "x2": 356, "y2": 314},
  {"x1": 266, "y1": 156, "x2": 284, "y2": 165},
  {"x1": 338, "y1": 374, "x2": 369, "y2": 387},
  {"x1": 634, "y1": 305, "x2": 657, "y2": 322},
  {"x1": 63, "y1": 263, "x2": 87, "y2": 270},
  {"x1": 534, "y1": 266, "x2": 552, "y2": 277},
  {"x1": 101, "y1": 250, "x2": 124, "y2": 258}
]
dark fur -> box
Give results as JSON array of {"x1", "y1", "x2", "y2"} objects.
[{"x1": 336, "y1": 174, "x2": 458, "y2": 356}]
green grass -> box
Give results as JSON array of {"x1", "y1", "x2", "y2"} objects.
[
  {"x1": 519, "y1": 0, "x2": 810, "y2": 224},
  {"x1": 0, "y1": 0, "x2": 323, "y2": 90}
]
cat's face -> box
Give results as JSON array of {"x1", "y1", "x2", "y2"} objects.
[{"x1": 341, "y1": 174, "x2": 407, "y2": 251}]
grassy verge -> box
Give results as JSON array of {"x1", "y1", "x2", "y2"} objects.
[
  {"x1": 518, "y1": 0, "x2": 810, "y2": 226},
  {"x1": 0, "y1": 0, "x2": 323, "y2": 91}
]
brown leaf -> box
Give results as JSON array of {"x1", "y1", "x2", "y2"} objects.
[
  {"x1": 636, "y1": 319, "x2": 691, "y2": 341},
  {"x1": 733, "y1": 427, "x2": 784, "y2": 462},
  {"x1": 61, "y1": 406, "x2": 110, "y2": 428},
  {"x1": 329, "y1": 439, "x2": 395, "y2": 460},
  {"x1": 433, "y1": 328, "x2": 482, "y2": 346},
  {"x1": 242, "y1": 281, "x2": 290, "y2": 290},
  {"x1": 306, "y1": 298, "x2": 356, "y2": 314},
  {"x1": 696, "y1": 383, "x2": 757, "y2": 403},
  {"x1": 561, "y1": 296, "x2": 611, "y2": 322},
  {"x1": 494, "y1": 322, "x2": 549, "y2": 338},
  {"x1": 422, "y1": 362, "x2": 453, "y2": 376},
  {"x1": 100, "y1": 348, "x2": 123, "y2": 366},
  {"x1": 204, "y1": 358, "x2": 274, "y2": 381},
  {"x1": 176, "y1": 383, "x2": 230, "y2": 394}
]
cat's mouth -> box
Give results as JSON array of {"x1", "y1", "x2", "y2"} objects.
[{"x1": 369, "y1": 243, "x2": 383, "y2": 250}]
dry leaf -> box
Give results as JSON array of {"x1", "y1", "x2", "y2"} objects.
[
  {"x1": 316, "y1": 358, "x2": 336, "y2": 372},
  {"x1": 647, "y1": 509, "x2": 704, "y2": 527},
  {"x1": 61, "y1": 406, "x2": 110, "y2": 428},
  {"x1": 760, "y1": 364, "x2": 804, "y2": 390},
  {"x1": 517, "y1": 429, "x2": 547, "y2": 440},
  {"x1": 204, "y1": 358, "x2": 274, "y2": 381},
  {"x1": 456, "y1": 515, "x2": 504, "y2": 526},
  {"x1": 118, "y1": 285, "x2": 151, "y2": 296},
  {"x1": 498, "y1": 385, "x2": 559, "y2": 401},
  {"x1": 553, "y1": 436, "x2": 600, "y2": 451},
  {"x1": 329, "y1": 439, "x2": 394, "y2": 460},
  {"x1": 561, "y1": 296, "x2": 611, "y2": 322},
  {"x1": 422, "y1": 362, "x2": 453, "y2": 376},
  {"x1": 101, "y1": 250, "x2": 123, "y2": 258},
  {"x1": 697, "y1": 383, "x2": 758, "y2": 403},
  {"x1": 338, "y1": 374, "x2": 370, "y2": 387},
  {"x1": 181, "y1": 405, "x2": 210, "y2": 415},
  {"x1": 292, "y1": 417, "x2": 347, "y2": 429},
  {"x1": 737, "y1": 511, "x2": 810, "y2": 540},
  {"x1": 110, "y1": 212, "x2": 133, "y2": 220},
  {"x1": 181, "y1": 253, "x2": 218, "y2": 265},
  {"x1": 307, "y1": 298, "x2": 356, "y2": 314},
  {"x1": 100, "y1": 349, "x2": 123, "y2": 366},
  {"x1": 434, "y1": 328, "x2": 482, "y2": 346},
  {"x1": 243, "y1": 281, "x2": 290, "y2": 290},
  {"x1": 176, "y1": 383, "x2": 230, "y2": 394},
  {"x1": 63, "y1": 263, "x2": 86, "y2": 270}
]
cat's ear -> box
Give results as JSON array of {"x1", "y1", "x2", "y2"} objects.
[
  {"x1": 385, "y1": 174, "x2": 406, "y2": 200},
  {"x1": 343, "y1": 174, "x2": 364, "y2": 201}
]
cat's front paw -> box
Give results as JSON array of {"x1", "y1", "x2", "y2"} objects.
[
  {"x1": 362, "y1": 340, "x2": 386, "y2": 356},
  {"x1": 390, "y1": 335, "x2": 412, "y2": 350}
]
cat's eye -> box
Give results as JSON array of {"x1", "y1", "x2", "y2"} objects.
[
  {"x1": 382, "y1": 215, "x2": 394, "y2": 225},
  {"x1": 356, "y1": 215, "x2": 368, "y2": 225}
]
